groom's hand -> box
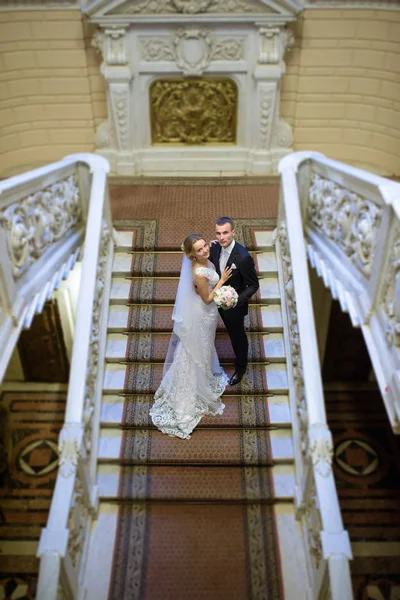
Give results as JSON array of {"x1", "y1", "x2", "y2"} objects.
[{"x1": 209, "y1": 239, "x2": 218, "y2": 246}]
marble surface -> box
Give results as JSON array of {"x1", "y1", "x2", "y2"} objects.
[
  {"x1": 275, "y1": 503, "x2": 311, "y2": 600},
  {"x1": 110, "y1": 277, "x2": 133, "y2": 302},
  {"x1": 83, "y1": 503, "x2": 119, "y2": 600},
  {"x1": 112, "y1": 252, "x2": 133, "y2": 274},
  {"x1": 254, "y1": 230, "x2": 275, "y2": 248},
  {"x1": 107, "y1": 305, "x2": 131, "y2": 330},
  {"x1": 258, "y1": 277, "x2": 281, "y2": 303},
  {"x1": 255, "y1": 250, "x2": 277, "y2": 275},
  {"x1": 114, "y1": 230, "x2": 134, "y2": 249}
]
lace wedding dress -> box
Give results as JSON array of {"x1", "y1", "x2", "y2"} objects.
[{"x1": 150, "y1": 263, "x2": 228, "y2": 439}]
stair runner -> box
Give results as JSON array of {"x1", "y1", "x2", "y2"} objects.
[{"x1": 97, "y1": 226, "x2": 295, "y2": 600}]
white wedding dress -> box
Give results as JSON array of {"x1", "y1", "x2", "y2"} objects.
[{"x1": 150, "y1": 261, "x2": 228, "y2": 439}]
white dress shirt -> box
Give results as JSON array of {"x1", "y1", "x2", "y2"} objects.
[{"x1": 219, "y1": 240, "x2": 235, "y2": 273}]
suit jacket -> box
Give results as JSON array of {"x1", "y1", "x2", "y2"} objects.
[{"x1": 209, "y1": 241, "x2": 259, "y2": 316}]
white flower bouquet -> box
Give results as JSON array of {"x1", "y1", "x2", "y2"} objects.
[{"x1": 213, "y1": 285, "x2": 238, "y2": 310}]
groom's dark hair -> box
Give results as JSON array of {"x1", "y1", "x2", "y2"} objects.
[{"x1": 216, "y1": 217, "x2": 235, "y2": 230}]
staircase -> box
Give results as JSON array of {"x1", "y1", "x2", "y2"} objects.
[{"x1": 83, "y1": 227, "x2": 308, "y2": 599}]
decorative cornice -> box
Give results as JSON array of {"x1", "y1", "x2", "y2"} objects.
[
  {"x1": 305, "y1": 0, "x2": 400, "y2": 8},
  {"x1": 84, "y1": 0, "x2": 301, "y2": 19},
  {"x1": 0, "y1": 0, "x2": 80, "y2": 9}
]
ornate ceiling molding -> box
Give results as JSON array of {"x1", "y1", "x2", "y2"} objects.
[
  {"x1": 84, "y1": 0, "x2": 302, "y2": 20},
  {"x1": 305, "y1": 0, "x2": 400, "y2": 8},
  {"x1": 0, "y1": 0, "x2": 81, "y2": 8}
]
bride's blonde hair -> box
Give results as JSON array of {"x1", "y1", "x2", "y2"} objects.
[{"x1": 182, "y1": 233, "x2": 205, "y2": 260}]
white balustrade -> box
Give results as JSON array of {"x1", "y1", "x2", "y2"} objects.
[
  {"x1": 0, "y1": 153, "x2": 114, "y2": 600},
  {"x1": 3, "y1": 148, "x2": 397, "y2": 598},
  {"x1": 278, "y1": 150, "x2": 400, "y2": 598}
]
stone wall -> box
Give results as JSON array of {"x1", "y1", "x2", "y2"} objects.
[
  {"x1": 0, "y1": 8, "x2": 399, "y2": 177},
  {"x1": 0, "y1": 10, "x2": 106, "y2": 176},
  {"x1": 282, "y1": 9, "x2": 400, "y2": 176}
]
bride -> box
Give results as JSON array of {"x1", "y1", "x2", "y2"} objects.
[{"x1": 150, "y1": 233, "x2": 232, "y2": 439}]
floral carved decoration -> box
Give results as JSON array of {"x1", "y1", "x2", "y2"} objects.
[
  {"x1": 83, "y1": 223, "x2": 111, "y2": 453},
  {"x1": 150, "y1": 78, "x2": 237, "y2": 144},
  {"x1": 382, "y1": 229, "x2": 400, "y2": 348},
  {"x1": 114, "y1": 0, "x2": 267, "y2": 14},
  {"x1": 304, "y1": 476, "x2": 323, "y2": 570},
  {"x1": 0, "y1": 175, "x2": 81, "y2": 280},
  {"x1": 308, "y1": 174, "x2": 382, "y2": 278},
  {"x1": 67, "y1": 471, "x2": 88, "y2": 570},
  {"x1": 277, "y1": 221, "x2": 308, "y2": 455},
  {"x1": 140, "y1": 29, "x2": 244, "y2": 74}
]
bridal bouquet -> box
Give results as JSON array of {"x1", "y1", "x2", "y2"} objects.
[{"x1": 213, "y1": 286, "x2": 238, "y2": 310}]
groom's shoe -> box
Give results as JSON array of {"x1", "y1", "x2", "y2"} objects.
[{"x1": 229, "y1": 370, "x2": 245, "y2": 386}]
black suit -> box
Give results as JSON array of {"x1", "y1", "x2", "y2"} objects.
[{"x1": 210, "y1": 241, "x2": 259, "y2": 372}]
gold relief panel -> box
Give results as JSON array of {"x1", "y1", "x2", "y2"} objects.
[{"x1": 150, "y1": 78, "x2": 237, "y2": 145}]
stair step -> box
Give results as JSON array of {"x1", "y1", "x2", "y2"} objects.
[
  {"x1": 109, "y1": 276, "x2": 280, "y2": 305},
  {"x1": 254, "y1": 230, "x2": 275, "y2": 250},
  {"x1": 97, "y1": 427, "x2": 294, "y2": 465},
  {"x1": 112, "y1": 250, "x2": 277, "y2": 278},
  {"x1": 100, "y1": 394, "x2": 291, "y2": 427},
  {"x1": 103, "y1": 363, "x2": 289, "y2": 395},
  {"x1": 105, "y1": 332, "x2": 285, "y2": 363},
  {"x1": 82, "y1": 500, "x2": 306, "y2": 600},
  {"x1": 114, "y1": 229, "x2": 276, "y2": 252},
  {"x1": 97, "y1": 464, "x2": 295, "y2": 501},
  {"x1": 107, "y1": 304, "x2": 283, "y2": 333}
]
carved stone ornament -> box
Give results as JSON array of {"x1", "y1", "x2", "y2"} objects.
[
  {"x1": 0, "y1": 175, "x2": 81, "y2": 280},
  {"x1": 307, "y1": 0, "x2": 400, "y2": 7},
  {"x1": 382, "y1": 229, "x2": 400, "y2": 348},
  {"x1": 0, "y1": 0, "x2": 78, "y2": 5},
  {"x1": 258, "y1": 26, "x2": 294, "y2": 64},
  {"x1": 67, "y1": 471, "x2": 88, "y2": 570},
  {"x1": 308, "y1": 173, "x2": 382, "y2": 278},
  {"x1": 258, "y1": 85, "x2": 275, "y2": 148},
  {"x1": 83, "y1": 224, "x2": 111, "y2": 453},
  {"x1": 277, "y1": 220, "x2": 308, "y2": 455},
  {"x1": 110, "y1": 86, "x2": 130, "y2": 150},
  {"x1": 58, "y1": 423, "x2": 83, "y2": 479},
  {"x1": 140, "y1": 30, "x2": 244, "y2": 72},
  {"x1": 150, "y1": 78, "x2": 237, "y2": 144},
  {"x1": 92, "y1": 27, "x2": 128, "y2": 65},
  {"x1": 304, "y1": 476, "x2": 323, "y2": 570},
  {"x1": 272, "y1": 119, "x2": 293, "y2": 149},
  {"x1": 309, "y1": 423, "x2": 333, "y2": 478},
  {"x1": 111, "y1": 0, "x2": 271, "y2": 14},
  {"x1": 95, "y1": 120, "x2": 117, "y2": 150},
  {"x1": 92, "y1": 30, "x2": 105, "y2": 57},
  {"x1": 173, "y1": 29, "x2": 213, "y2": 76}
]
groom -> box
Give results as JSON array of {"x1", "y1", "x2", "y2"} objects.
[{"x1": 210, "y1": 217, "x2": 259, "y2": 386}]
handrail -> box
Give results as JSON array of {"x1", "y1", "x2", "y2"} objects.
[
  {"x1": 278, "y1": 152, "x2": 353, "y2": 599},
  {"x1": 0, "y1": 153, "x2": 112, "y2": 599},
  {"x1": 285, "y1": 152, "x2": 400, "y2": 431},
  {"x1": 35, "y1": 153, "x2": 112, "y2": 600},
  {"x1": 279, "y1": 150, "x2": 400, "y2": 597}
]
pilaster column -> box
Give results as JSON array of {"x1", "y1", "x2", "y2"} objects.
[
  {"x1": 251, "y1": 25, "x2": 294, "y2": 174},
  {"x1": 92, "y1": 26, "x2": 135, "y2": 174}
]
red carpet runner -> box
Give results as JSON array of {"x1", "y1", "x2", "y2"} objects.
[{"x1": 107, "y1": 182, "x2": 285, "y2": 599}]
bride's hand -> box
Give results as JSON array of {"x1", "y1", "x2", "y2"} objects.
[{"x1": 220, "y1": 266, "x2": 232, "y2": 284}]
